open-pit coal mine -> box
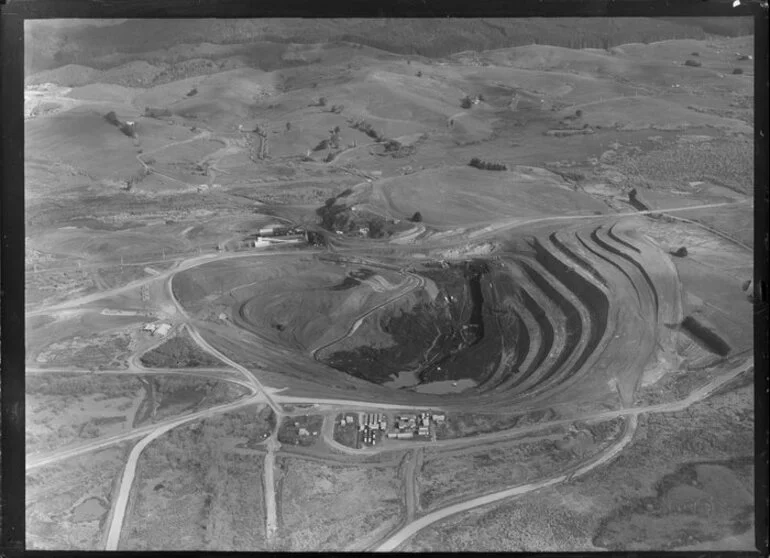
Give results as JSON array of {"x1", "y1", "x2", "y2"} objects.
[{"x1": 171, "y1": 219, "x2": 676, "y2": 410}]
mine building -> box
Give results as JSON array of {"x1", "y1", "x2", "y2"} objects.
[
  {"x1": 154, "y1": 323, "x2": 172, "y2": 337},
  {"x1": 257, "y1": 224, "x2": 288, "y2": 237}
]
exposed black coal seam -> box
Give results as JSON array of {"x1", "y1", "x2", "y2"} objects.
[
  {"x1": 532, "y1": 236, "x2": 609, "y2": 387},
  {"x1": 509, "y1": 285, "x2": 553, "y2": 389},
  {"x1": 518, "y1": 260, "x2": 580, "y2": 390},
  {"x1": 549, "y1": 231, "x2": 609, "y2": 288},
  {"x1": 578, "y1": 229, "x2": 642, "y2": 307}
]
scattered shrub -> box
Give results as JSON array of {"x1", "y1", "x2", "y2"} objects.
[
  {"x1": 684, "y1": 59, "x2": 702, "y2": 67},
  {"x1": 732, "y1": 68, "x2": 744, "y2": 75},
  {"x1": 186, "y1": 88, "x2": 198, "y2": 97},
  {"x1": 690, "y1": 51, "x2": 700, "y2": 56},
  {"x1": 410, "y1": 211, "x2": 423, "y2": 222},
  {"x1": 416, "y1": 70, "x2": 422, "y2": 77},
  {"x1": 460, "y1": 96, "x2": 473, "y2": 109},
  {"x1": 330, "y1": 104, "x2": 345, "y2": 114}
]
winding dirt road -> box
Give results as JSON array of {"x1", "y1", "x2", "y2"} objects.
[
  {"x1": 373, "y1": 357, "x2": 751, "y2": 551},
  {"x1": 375, "y1": 414, "x2": 638, "y2": 551},
  {"x1": 103, "y1": 392, "x2": 262, "y2": 550},
  {"x1": 310, "y1": 269, "x2": 425, "y2": 359}
]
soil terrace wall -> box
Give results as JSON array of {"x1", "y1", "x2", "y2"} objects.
[{"x1": 532, "y1": 235, "x2": 610, "y2": 377}]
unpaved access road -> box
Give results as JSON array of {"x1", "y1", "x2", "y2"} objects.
[
  {"x1": 373, "y1": 356, "x2": 751, "y2": 551},
  {"x1": 375, "y1": 412, "x2": 638, "y2": 551},
  {"x1": 27, "y1": 393, "x2": 262, "y2": 471},
  {"x1": 457, "y1": 200, "x2": 752, "y2": 246},
  {"x1": 26, "y1": 249, "x2": 318, "y2": 317},
  {"x1": 310, "y1": 269, "x2": 425, "y2": 359},
  {"x1": 185, "y1": 324, "x2": 282, "y2": 416},
  {"x1": 263, "y1": 432, "x2": 281, "y2": 544}
]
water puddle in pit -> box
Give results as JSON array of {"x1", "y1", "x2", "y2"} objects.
[
  {"x1": 384, "y1": 369, "x2": 421, "y2": 389},
  {"x1": 413, "y1": 378, "x2": 478, "y2": 394},
  {"x1": 385, "y1": 371, "x2": 479, "y2": 393},
  {"x1": 71, "y1": 497, "x2": 107, "y2": 522}
]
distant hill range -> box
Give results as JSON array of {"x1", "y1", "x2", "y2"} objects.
[{"x1": 26, "y1": 17, "x2": 753, "y2": 76}]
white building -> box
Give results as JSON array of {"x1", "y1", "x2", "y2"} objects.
[
  {"x1": 143, "y1": 323, "x2": 157, "y2": 333},
  {"x1": 154, "y1": 323, "x2": 172, "y2": 337}
]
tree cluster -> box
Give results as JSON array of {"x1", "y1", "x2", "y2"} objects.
[
  {"x1": 313, "y1": 139, "x2": 330, "y2": 152},
  {"x1": 104, "y1": 111, "x2": 137, "y2": 138},
  {"x1": 124, "y1": 167, "x2": 151, "y2": 191},
  {"x1": 330, "y1": 126, "x2": 341, "y2": 149},
  {"x1": 104, "y1": 111, "x2": 121, "y2": 127},
  {"x1": 469, "y1": 157, "x2": 508, "y2": 171},
  {"x1": 351, "y1": 118, "x2": 385, "y2": 141},
  {"x1": 670, "y1": 246, "x2": 688, "y2": 258},
  {"x1": 382, "y1": 139, "x2": 416, "y2": 158},
  {"x1": 460, "y1": 95, "x2": 473, "y2": 109}
]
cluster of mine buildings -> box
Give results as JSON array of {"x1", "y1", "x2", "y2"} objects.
[
  {"x1": 142, "y1": 322, "x2": 172, "y2": 337},
  {"x1": 219, "y1": 223, "x2": 308, "y2": 251},
  {"x1": 343, "y1": 411, "x2": 446, "y2": 446}
]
